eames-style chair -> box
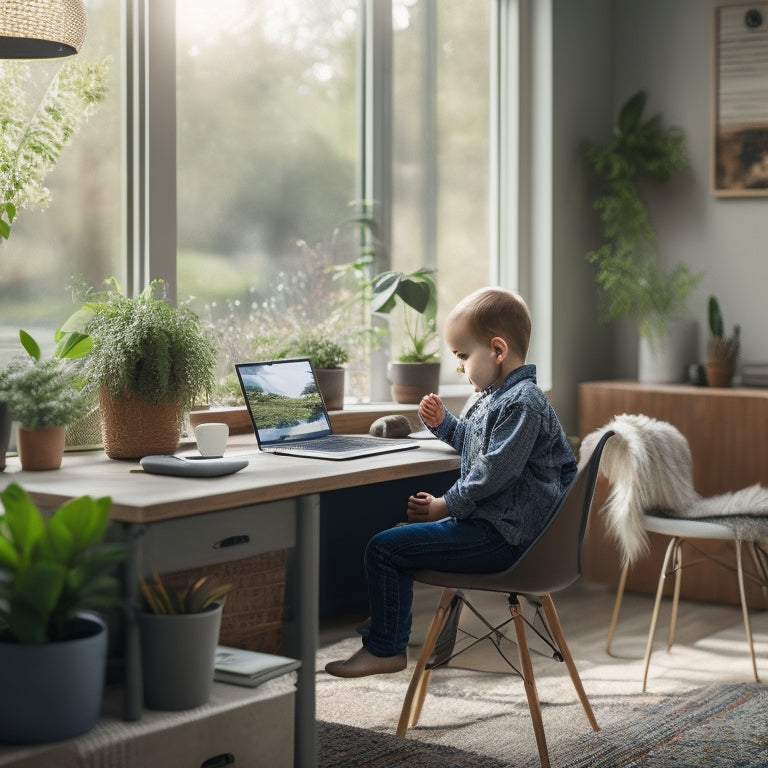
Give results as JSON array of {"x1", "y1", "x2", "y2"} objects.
[
  {"x1": 579, "y1": 413, "x2": 768, "y2": 692},
  {"x1": 397, "y1": 430, "x2": 614, "y2": 768}
]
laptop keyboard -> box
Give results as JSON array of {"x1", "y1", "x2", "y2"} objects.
[{"x1": 276, "y1": 435, "x2": 411, "y2": 452}]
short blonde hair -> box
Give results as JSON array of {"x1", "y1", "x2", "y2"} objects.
[{"x1": 448, "y1": 288, "x2": 531, "y2": 359}]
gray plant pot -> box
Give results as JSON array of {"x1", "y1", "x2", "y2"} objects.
[
  {"x1": 0, "y1": 614, "x2": 107, "y2": 744},
  {"x1": 138, "y1": 603, "x2": 223, "y2": 711}
]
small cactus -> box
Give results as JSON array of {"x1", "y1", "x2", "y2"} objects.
[{"x1": 707, "y1": 295, "x2": 740, "y2": 365}]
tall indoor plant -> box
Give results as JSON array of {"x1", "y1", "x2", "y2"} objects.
[
  {"x1": 0, "y1": 482, "x2": 125, "y2": 743},
  {"x1": 73, "y1": 279, "x2": 216, "y2": 459},
  {"x1": 371, "y1": 268, "x2": 440, "y2": 403},
  {"x1": 585, "y1": 90, "x2": 702, "y2": 382}
]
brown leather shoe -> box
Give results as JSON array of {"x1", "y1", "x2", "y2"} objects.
[{"x1": 324, "y1": 647, "x2": 407, "y2": 678}]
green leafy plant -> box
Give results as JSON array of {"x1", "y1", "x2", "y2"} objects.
[
  {"x1": 0, "y1": 58, "x2": 109, "y2": 241},
  {"x1": 707, "y1": 295, "x2": 740, "y2": 365},
  {"x1": 282, "y1": 334, "x2": 349, "y2": 369},
  {"x1": 371, "y1": 268, "x2": 439, "y2": 363},
  {"x1": 584, "y1": 90, "x2": 702, "y2": 341},
  {"x1": 140, "y1": 572, "x2": 233, "y2": 615},
  {"x1": 0, "y1": 482, "x2": 125, "y2": 644},
  {"x1": 72, "y1": 278, "x2": 216, "y2": 412},
  {"x1": 0, "y1": 356, "x2": 90, "y2": 430}
]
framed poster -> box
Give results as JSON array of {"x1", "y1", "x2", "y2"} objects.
[{"x1": 713, "y1": 4, "x2": 768, "y2": 196}]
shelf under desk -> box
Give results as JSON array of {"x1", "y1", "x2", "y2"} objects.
[{"x1": 0, "y1": 434, "x2": 460, "y2": 768}]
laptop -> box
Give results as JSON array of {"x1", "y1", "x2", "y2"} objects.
[{"x1": 235, "y1": 358, "x2": 420, "y2": 460}]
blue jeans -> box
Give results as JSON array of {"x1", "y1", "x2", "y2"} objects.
[{"x1": 361, "y1": 518, "x2": 525, "y2": 657}]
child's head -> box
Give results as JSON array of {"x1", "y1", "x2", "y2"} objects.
[{"x1": 446, "y1": 287, "x2": 531, "y2": 361}]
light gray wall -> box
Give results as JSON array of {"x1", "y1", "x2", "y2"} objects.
[
  {"x1": 548, "y1": 0, "x2": 767, "y2": 435},
  {"x1": 549, "y1": 0, "x2": 615, "y2": 434}
]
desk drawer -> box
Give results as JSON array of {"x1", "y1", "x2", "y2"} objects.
[{"x1": 135, "y1": 500, "x2": 296, "y2": 574}]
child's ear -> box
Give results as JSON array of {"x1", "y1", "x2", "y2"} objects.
[{"x1": 490, "y1": 336, "x2": 508, "y2": 361}]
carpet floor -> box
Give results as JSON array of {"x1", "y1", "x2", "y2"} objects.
[{"x1": 316, "y1": 583, "x2": 768, "y2": 767}]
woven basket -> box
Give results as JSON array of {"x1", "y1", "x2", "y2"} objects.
[
  {"x1": 99, "y1": 389, "x2": 180, "y2": 459},
  {"x1": 158, "y1": 549, "x2": 287, "y2": 654}
]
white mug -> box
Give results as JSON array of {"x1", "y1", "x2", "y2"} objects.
[{"x1": 194, "y1": 422, "x2": 229, "y2": 457}]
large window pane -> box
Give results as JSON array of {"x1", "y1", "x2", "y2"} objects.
[
  {"x1": 0, "y1": 0, "x2": 123, "y2": 360},
  {"x1": 391, "y1": 0, "x2": 490, "y2": 383},
  {"x1": 176, "y1": 0, "x2": 361, "y2": 397}
]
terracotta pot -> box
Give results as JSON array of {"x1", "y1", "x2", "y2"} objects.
[
  {"x1": 99, "y1": 390, "x2": 180, "y2": 460},
  {"x1": 704, "y1": 360, "x2": 736, "y2": 388},
  {"x1": 17, "y1": 426, "x2": 66, "y2": 471},
  {"x1": 388, "y1": 362, "x2": 440, "y2": 404},
  {"x1": 315, "y1": 367, "x2": 345, "y2": 411}
]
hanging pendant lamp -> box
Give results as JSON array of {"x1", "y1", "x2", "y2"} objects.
[{"x1": 0, "y1": 0, "x2": 87, "y2": 59}]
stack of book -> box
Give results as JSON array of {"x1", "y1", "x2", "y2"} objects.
[
  {"x1": 741, "y1": 363, "x2": 768, "y2": 388},
  {"x1": 214, "y1": 645, "x2": 300, "y2": 688}
]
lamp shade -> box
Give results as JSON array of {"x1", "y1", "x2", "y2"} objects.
[{"x1": 0, "y1": 0, "x2": 87, "y2": 59}]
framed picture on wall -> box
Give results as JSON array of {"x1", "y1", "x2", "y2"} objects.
[{"x1": 713, "y1": 4, "x2": 768, "y2": 196}]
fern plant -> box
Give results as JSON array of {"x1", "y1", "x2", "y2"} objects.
[
  {"x1": 0, "y1": 357, "x2": 90, "y2": 430},
  {"x1": 585, "y1": 90, "x2": 702, "y2": 342},
  {"x1": 72, "y1": 279, "x2": 216, "y2": 411},
  {"x1": 0, "y1": 59, "x2": 109, "y2": 240}
]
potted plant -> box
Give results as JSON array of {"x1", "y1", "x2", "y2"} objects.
[
  {"x1": 705, "y1": 295, "x2": 740, "y2": 388},
  {"x1": 72, "y1": 279, "x2": 216, "y2": 459},
  {"x1": 371, "y1": 268, "x2": 440, "y2": 403},
  {"x1": 138, "y1": 572, "x2": 232, "y2": 710},
  {"x1": 584, "y1": 90, "x2": 703, "y2": 383},
  {"x1": 0, "y1": 482, "x2": 125, "y2": 743},
  {"x1": 283, "y1": 334, "x2": 350, "y2": 411},
  {"x1": 0, "y1": 341, "x2": 91, "y2": 470}
]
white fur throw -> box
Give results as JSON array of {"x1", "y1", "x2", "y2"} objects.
[{"x1": 579, "y1": 413, "x2": 768, "y2": 566}]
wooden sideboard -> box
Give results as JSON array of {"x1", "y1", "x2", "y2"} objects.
[{"x1": 578, "y1": 380, "x2": 768, "y2": 608}]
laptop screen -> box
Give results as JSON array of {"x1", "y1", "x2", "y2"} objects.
[{"x1": 235, "y1": 359, "x2": 333, "y2": 447}]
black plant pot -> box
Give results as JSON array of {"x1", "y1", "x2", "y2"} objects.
[{"x1": 0, "y1": 402, "x2": 10, "y2": 472}]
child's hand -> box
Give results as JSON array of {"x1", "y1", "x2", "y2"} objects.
[
  {"x1": 407, "y1": 492, "x2": 449, "y2": 523},
  {"x1": 419, "y1": 393, "x2": 445, "y2": 428}
]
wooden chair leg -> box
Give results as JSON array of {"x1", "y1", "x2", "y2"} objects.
[
  {"x1": 606, "y1": 563, "x2": 629, "y2": 655},
  {"x1": 641, "y1": 536, "x2": 678, "y2": 692},
  {"x1": 510, "y1": 596, "x2": 550, "y2": 768},
  {"x1": 541, "y1": 594, "x2": 599, "y2": 732},
  {"x1": 667, "y1": 539, "x2": 683, "y2": 651},
  {"x1": 735, "y1": 540, "x2": 760, "y2": 683},
  {"x1": 396, "y1": 587, "x2": 457, "y2": 737}
]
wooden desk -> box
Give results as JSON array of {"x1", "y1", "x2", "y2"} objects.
[
  {"x1": 0, "y1": 434, "x2": 460, "y2": 768},
  {"x1": 579, "y1": 380, "x2": 768, "y2": 607}
]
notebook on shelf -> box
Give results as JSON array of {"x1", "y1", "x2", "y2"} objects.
[
  {"x1": 214, "y1": 645, "x2": 300, "y2": 688},
  {"x1": 234, "y1": 358, "x2": 420, "y2": 460}
]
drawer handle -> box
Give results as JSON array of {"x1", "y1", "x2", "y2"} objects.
[
  {"x1": 214, "y1": 534, "x2": 251, "y2": 549},
  {"x1": 201, "y1": 755, "x2": 235, "y2": 768}
]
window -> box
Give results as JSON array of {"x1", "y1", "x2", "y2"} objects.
[
  {"x1": 177, "y1": 0, "x2": 491, "y2": 400},
  {"x1": 0, "y1": 0, "x2": 123, "y2": 359},
  {"x1": 0, "y1": 1, "x2": 549, "y2": 401}
]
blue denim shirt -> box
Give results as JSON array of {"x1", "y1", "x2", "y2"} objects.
[{"x1": 428, "y1": 364, "x2": 577, "y2": 549}]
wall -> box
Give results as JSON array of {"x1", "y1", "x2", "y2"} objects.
[
  {"x1": 548, "y1": 0, "x2": 768, "y2": 435},
  {"x1": 549, "y1": 0, "x2": 615, "y2": 434}
]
